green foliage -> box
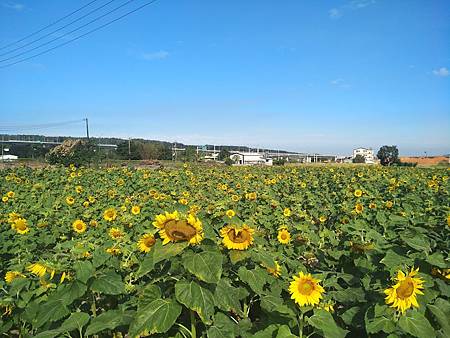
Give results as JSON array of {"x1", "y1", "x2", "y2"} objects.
[
  {"x1": 218, "y1": 149, "x2": 231, "y2": 161},
  {"x1": 352, "y1": 154, "x2": 366, "y2": 163},
  {"x1": 377, "y1": 145, "x2": 399, "y2": 166}
]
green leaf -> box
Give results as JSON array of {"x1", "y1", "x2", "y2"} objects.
[
  {"x1": 59, "y1": 312, "x2": 90, "y2": 333},
  {"x1": 425, "y1": 252, "x2": 447, "y2": 268},
  {"x1": 91, "y1": 271, "x2": 125, "y2": 295},
  {"x1": 85, "y1": 309, "x2": 134, "y2": 335},
  {"x1": 260, "y1": 294, "x2": 294, "y2": 316},
  {"x1": 332, "y1": 287, "x2": 365, "y2": 303},
  {"x1": 183, "y1": 250, "x2": 223, "y2": 284},
  {"x1": 138, "y1": 284, "x2": 162, "y2": 306},
  {"x1": 238, "y1": 266, "x2": 268, "y2": 294},
  {"x1": 400, "y1": 230, "x2": 431, "y2": 253},
  {"x1": 229, "y1": 250, "x2": 250, "y2": 264},
  {"x1": 398, "y1": 311, "x2": 436, "y2": 338},
  {"x1": 207, "y1": 313, "x2": 236, "y2": 338},
  {"x1": 137, "y1": 241, "x2": 188, "y2": 277},
  {"x1": 129, "y1": 298, "x2": 181, "y2": 336},
  {"x1": 33, "y1": 298, "x2": 69, "y2": 329},
  {"x1": 366, "y1": 316, "x2": 395, "y2": 334},
  {"x1": 276, "y1": 325, "x2": 297, "y2": 338},
  {"x1": 250, "y1": 250, "x2": 276, "y2": 269},
  {"x1": 214, "y1": 279, "x2": 247, "y2": 316},
  {"x1": 380, "y1": 250, "x2": 413, "y2": 271},
  {"x1": 175, "y1": 280, "x2": 215, "y2": 324},
  {"x1": 427, "y1": 299, "x2": 450, "y2": 336},
  {"x1": 308, "y1": 309, "x2": 349, "y2": 338},
  {"x1": 74, "y1": 261, "x2": 94, "y2": 283}
]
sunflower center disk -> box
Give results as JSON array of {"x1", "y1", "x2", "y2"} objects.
[
  {"x1": 165, "y1": 220, "x2": 197, "y2": 241},
  {"x1": 396, "y1": 278, "x2": 414, "y2": 299},
  {"x1": 298, "y1": 280, "x2": 315, "y2": 296},
  {"x1": 228, "y1": 229, "x2": 250, "y2": 243}
]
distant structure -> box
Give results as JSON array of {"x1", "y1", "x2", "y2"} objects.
[
  {"x1": 352, "y1": 147, "x2": 375, "y2": 163},
  {"x1": 229, "y1": 151, "x2": 273, "y2": 166},
  {"x1": 0, "y1": 154, "x2": 18, "y2": 161}
]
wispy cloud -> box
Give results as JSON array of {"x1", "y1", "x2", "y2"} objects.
[
  {"x1": 328, "y1": 0, "x2": 375, "y2": 19},
  {"x1": 330, "y1": 78, "x2": 351, "y2": 88},
  {"x1": 329, "y1": 8, "x2": 342, "y2": 19},
  {"x1": 433, "y1": 67, "x2": 449, "y2": 77},
  {"x1": 140, "y1": 50, "x2": 169, "y2": 61},
  {"x1": 2, "y1": 1, "x2": 25, "y2": 11}
]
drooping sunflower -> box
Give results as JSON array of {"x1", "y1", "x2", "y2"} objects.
[
  {"x1": 109, "y1": 227, "x2": 124, "y2": 239},
  {"x1": 103, "y1": 208, "x2": 118, "y2": 222},
  {"x1": 137, "y1": 234, "x2": 156, "y2": 252},
  {"x1": 384, "y1": 267, "x2": 424, "y2": 314},
  {"x1": 12, "y1": 218, "x2": 29, "y2": 234},
  {"x1": 72, "y1": 219, "x2": 87, "y2": 233},
  {"x1": 266, "y1": 261, "x2": 282, "y2": 278},
  {"x1": 131, "y1": 205, "x2": 141, "y2": 215},
  {"x1": 277, "y1": 227, "x2": 291, "y2": 244},
  {"x1": 220, "y1": 224, "x2": 254, "y2": 250},
  {"x1": 153, "y1": 211, "x2": 203, "y2": 245},
  {"x1": 289, "y1": 271, "x2": 325, "y2": 307},
  {"x1": 4, "y1": 271, "x2": 26, "y2": 284},
  {"x1": 27, "y1": 263, "x2": 47, "y2": 278}
]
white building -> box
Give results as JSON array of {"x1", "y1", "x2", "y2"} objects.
[
  {"x1": 0, "y1": 155, "x2": 18, "y2": 161},
  {"x1": 352, "y1": 147, "x2": 375, "y2": 163},
  {"x1": 230, "y1": 152, "x2": 273, "y2": 166}
]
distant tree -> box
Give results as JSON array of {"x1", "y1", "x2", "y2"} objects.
[
  {"x1": 218, "y1": 149, "x2": 231, "y2": 161},
  {"x1": 352, "y1": 154, "x2": 366, "y2": 163},
  {"x1": 224, "y1": 158, "x2": 233, "y2": 166},
  {"x1": 273, "y1": 158, "x2": 286, "y2": 166},
  {"x1": 116, "y1": 141, "x2": 142, "y2": 160},
  {"x1": 377, "y1": 145, "x2": 399, "y2": 166},
  {"x1": 184, "y1": 146, "x2": 198, "y2": 162}
]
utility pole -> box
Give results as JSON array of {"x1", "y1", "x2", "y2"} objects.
[
  {"x1": 128, "y1": 138, "x2": 131, "y2": 161},
  {"x1": 84, "y1": 118, "x2": 90, "y2": 140}
]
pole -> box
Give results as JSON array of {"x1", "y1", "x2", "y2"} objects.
[{"x1": 84, "y1": 118, "x2": 90, "y2": 140}]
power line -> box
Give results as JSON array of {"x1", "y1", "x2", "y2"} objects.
[
  {"x1": 0, "y1": 120, "x2": 85, "y2": 131},
  {"x1": 0, "y1": 0, "x2": 159, "y2": 69},
  {"x1": 1, "y1": 0, "x2": 137, "y2": 63},
  {"x1": 0, "y1": 0, "x2": 102, "y2": 51},
  {"x1": 0, "y1": 0, "x2": 117, "y2": 58}
]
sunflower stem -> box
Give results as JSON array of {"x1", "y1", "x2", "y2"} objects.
[
  {"x1": 190, "y1": 310, "x2": 197, "y2": 338},
  {"x1": 298, "y1": 313, "x2": 304, "y2": 338}
]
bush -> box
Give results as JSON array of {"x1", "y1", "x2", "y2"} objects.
[
  {"x1": 352, "y1": 154, "x2": 366, "y2": 163},
  {"x1": 46, "y1": 139, "x2": 95, "y2": 167},
  {"x1": 273, "y1": 158, "x2": 286, "y2": 166},
  {"x1": 224, "y1": 158, "x2": 233, "y2": 166}
]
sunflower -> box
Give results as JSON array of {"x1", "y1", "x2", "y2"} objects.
[
  {"x1": 75, "y1": 185, "x2": 83, "y2": 193},
  {"x1": 289, "y1": 271, "x2": 325, "y2": 307},
  {"x1": 385, "y1": 201, "x2": 394, "y2": 209},
  {"x1": 2, "y1": 196, "x2": 8, "y2": 202},
  {"x1": 231, "y1": 195, "x2": 240, "y2": 202},
  {"x1": 153, "y1": 211, "x2": 203, "y2": 245},
  {"x1": 109, "y1": 227, "x2": 124, "y2": 239},
  {"x1": 220, "y1": 224, "x2": 254, "y2": 250},
  {"x1": 225, "y1": 209, "x2": 236, "y2": 218},
  {"x1": 89, "y1": 220, "x2": 98, "y2": 227},
  {"x1": 266, "y1": 261, "x2": 282, "y2": 277},
  {"x1": 131, "y1": 205, "x2": 141, "y2": 215},
  {"x1": 12, "y1": 218, "x2": 29, "y2": 234},
  {"x1": 27, "y1": 263, "x2": 47, "y2": 278},
  {"x1": 283, "y1": 208, "x2": 291, "y2": 217},
  {"x1": 7, "y1": 191, "x2": 15, "y2": 198},
  {"x1": 66, "y1": 196, "x2": 75, "y2": 205},
  {"x1": 4, "y1": 271, "x2": 26, "y2": 284},
  {"x1": 277, "y1": 227, "x2": 291, "y2": 244},
  {"x1": 354, "y1": 203, "x2": 364, "y2": 214},
  {"x1": 354, "y1": 189, "x2": 362, "y2": 197},
  {"x1": 178, "y1": 198, "x2": 188, "y2": 205},
  {"x1": 72, "y1": 219, "x2": 87, "y2": 234},
  {"x1": 369, "y1": 202, "x2": 376, "y2": 209},
  {"x1": 319, "y1": 216, "x2": 327, "y2": 223},
  {"x1": 103, "y1": 208, "x2": 118, "y2": 222},
  {"x1": 106, "y1": 247, "x2": 121, "y2": 255},
  {"x1": 384, "y1": 267, "x2": 424, "y2": 314},
  {"x1": 137, "y1": 234, "x2": 156, "y2": 253}
]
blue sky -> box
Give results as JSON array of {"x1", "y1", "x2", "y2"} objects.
[{"x1": 0, "y1": 0, "x2": 449, "y2": 155}]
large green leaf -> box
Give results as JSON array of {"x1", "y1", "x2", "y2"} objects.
[
  {"x1": 380, "y1": 250, "x2": 413, "y2": 271},
  {"x1": 74, "y1": 260, "x2": 94, "y2": 283},
  {"x1": 366, "y1": 316, "x2": 395, "y2": 334},
  {"x1": 85, "y1": 309, "x2": 134, "y2": 335},
  {"x1": 183, "y1": 250, "x2": 223, "y2": 283},
  {"x1": 129, "y1": 298, "x2": 182, "y2": 336},
  {"x1": 137, "y1": 241, "x2": 188, "y2": 277},
  {"x1": 175, "y1": 280, "x2": 215, "y2": 324},
  {"x1": 34, "y1": 312, "x2": 90, "y2": 338},
  {"x1": 308, "y1": 309, "x2": 349, "y2": 338},
  {"x1": 91, "y1": 271, "x2": 125, "y2": 295},
  {"x1": 238, "y1": 266, "x2": 268, "y2": 294},
  {"x1": 214, "y1": 279, "x2": 247, "y2": 316},
  {"x1": 33, "y1": 298, "x2": 70, "y2": 329},
  {"x1": 207, "y1": 313, "x2": 236, "y2": 338},
  {"x1": 427, "y1": 298, "x2": 450, "y2": 336},
  {"x1": 398, "y1": 311, "x2": 436, "y2": 338}
]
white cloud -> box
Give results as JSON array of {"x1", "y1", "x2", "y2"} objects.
[
  {"x1": 329, "y1": 8, "x2": 342, "y2": 19},
  {"x1": 2, "y1": 1, "x2": 25, "y2": 11},
  {"x1": 330, "y1": 78, "x2": 351, "y2": 88},
  {"x1": 141, "y1": 50, "x2": 169, "y2": 61},
  {"x1": 349, "y1": 0, "x2": 376, "y2": 9},
  {"x1": 433, "y1": 67, "x2": 449, "y2": 77}
]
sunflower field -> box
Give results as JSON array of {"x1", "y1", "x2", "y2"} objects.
[{"x1": 0, "y1": 164, "x2": 449, "y2": 338}]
